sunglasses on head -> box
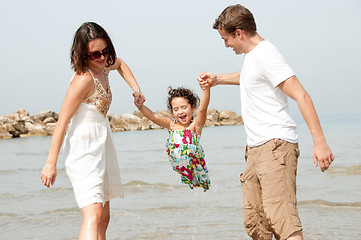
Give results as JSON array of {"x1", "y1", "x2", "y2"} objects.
[{"x1": 88, "y1": 47, "x2": 110, "y2": 60}]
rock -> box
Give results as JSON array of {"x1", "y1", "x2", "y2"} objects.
[
  {"x1": 2, "y1": 122, "x2": 17, "y2": 134},
  {"x1": 219, "y1": 110, "x2": 244, "y2": 125},
  {"x1": 205, "y1": 108, "x2": 220, "y2": 127},
  {"x1": 139, "y1": 118, "x2": 152, "y2": 130},
  {"x1": 24, "y1": 121, "x2": 47, "y2": 136},
  {"x1": 122, "y1": 114, "x2": 142, "y2": 131},
  {"x1": 45, "y1": 123, "x2": 56, "y2": 135},
  {"x1": 0, "y1": 116, "x2": 28, "y2": 137},
  {"x1": 139, "y1": 117, "x2": 163, "y2": 130},
  {"x1": 0, "y1": 108, "x2": 243, "y2": 138},
  {"x1": 108, "y1": 114, "x2": 128, "y2": 132},
  {"x1": 12, "y1": 120, "x2": 28, "y2": 136},
  {"x1": 16, "y1": 108, "x2": 29, "y2": 119},
  {"x1": 34, "y1": 110, "x2": 58, "y2": 122},
  {"x1": 132, "y1": 110, "x2": 144, "y2": 119},
  {"x1": 133, "y1": 110, "x2": 170, "y2": 131},
  {"x1": 43, "y1": 117, "x2": 56, "y2": 124},
  {"x1": 0, "y1": 126, "x2": 12, "y2": 139},
  {"x1": 156, "y1": 110, "x2": 172, "y2": 118}
]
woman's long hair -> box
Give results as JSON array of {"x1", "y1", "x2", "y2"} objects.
[{"x1": 70, "y1": 22, "x2": 116, "y2": 73}]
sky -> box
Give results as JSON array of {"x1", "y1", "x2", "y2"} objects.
[{"x1": 1, "y1": 0, "x2": 360, "y2": 118}]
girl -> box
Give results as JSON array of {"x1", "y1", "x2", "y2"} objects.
[
  {"x1": 133, "y1": 85, "x2": 211, "y2": 191},
  {"x1": 40, "y1": 22, "x2": 143, "y2": 240}
]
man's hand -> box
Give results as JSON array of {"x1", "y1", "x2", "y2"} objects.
[
  {"x1": 197, "y1": 72, "x2": 217, "y2": 90},
  {"x1": 313, "y1": 142, "x2": 334, "y2": 172}
]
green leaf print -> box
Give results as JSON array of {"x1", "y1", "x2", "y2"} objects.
[{"x1": 181, "y1": 149, "x2": 187, "y2": 156}]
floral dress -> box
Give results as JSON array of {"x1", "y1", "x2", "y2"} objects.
[{"x1": 166, "y1": 121, "x2": 211, "y2": 191}]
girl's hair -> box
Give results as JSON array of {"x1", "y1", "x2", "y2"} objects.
[
  {"x1": 70, "y1": 22, "x2": 117, "y2": 73},
  {"x1": 167, "y1": 87, "x2": 199, "y2": 111}
]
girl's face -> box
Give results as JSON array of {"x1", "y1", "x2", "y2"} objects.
[
  {"x1": 87, "y1": 38, "x2": 108, "y2": 70},
  {"x1": 171, "y1": 97, "x2": 195, "y2": 127}
]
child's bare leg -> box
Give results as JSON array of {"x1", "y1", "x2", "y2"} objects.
[{"x1": 79, "y1": 203, "x2": 103, "y2": 240}]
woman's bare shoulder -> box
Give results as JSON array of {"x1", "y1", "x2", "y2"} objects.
[{"x1": 71, "y1": 71, "x2": 93, "y2": 86}]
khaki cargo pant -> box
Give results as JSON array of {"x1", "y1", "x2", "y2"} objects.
[{"x1": 240, "y1": 139, "x2": 302, "y2": 240}]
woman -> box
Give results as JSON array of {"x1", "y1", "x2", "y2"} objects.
[{"x1": 40, "y1": 22, "x2": 143, "y2": 239}]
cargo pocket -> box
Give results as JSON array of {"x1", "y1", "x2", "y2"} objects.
[{"x1": 270, "y1": 139, "x2": 286, "y2": 166}]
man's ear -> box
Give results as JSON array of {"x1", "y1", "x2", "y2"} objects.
[{"x1": 235, "y1": 29, "x2": 244, "y2": 39}]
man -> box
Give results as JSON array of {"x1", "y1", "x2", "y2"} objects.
[{"x1": 198, "y1": 4, "x2": 334, "y2": 240}]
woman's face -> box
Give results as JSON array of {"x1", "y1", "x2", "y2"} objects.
[
  {"x1": 171, "y1": 97, "x2": 195, "y2": 127},
  {"x1": 86, "y1": 38, "x2": 108, "y2": 70}
]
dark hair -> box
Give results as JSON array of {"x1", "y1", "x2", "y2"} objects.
[
  {"x1": 167, "y1": 87, "x2": 199, "y2": 112},
  {"x1": 213, "y1": 4, "x2": 257, "y2": 36},
  {"x1": 70, "y1": 22, "x2": 116, "y2": 73}
]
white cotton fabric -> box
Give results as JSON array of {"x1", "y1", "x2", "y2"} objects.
[
  {"x1": 62, "y1": 103, "x2": 123, "y2": 208},
  {"x1": 240, "y1": 40, "x2": 298, "y2": 147}
]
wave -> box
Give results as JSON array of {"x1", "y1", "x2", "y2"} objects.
[
  {"x1": 15, "y1": 151, "x2": 48, "y2": 156},
  {"x1": 299, "y1": 199, "x2": 361, "y2": 207},
  {"x1": 327, "y1": 164, "x2": 361, "y2": 175},
  {"x1": 124, "y1": 180, "x2": 179, "y2": 189},
  {"x1": 0, "y1": 168, "x2": 66, "y2": 174},
  {"x1": 0, "y1": 193, "x2": 17, "y2": 198},
  {"x1": 50, "y1": 187, "x2": 73, "y2": 192},
  {"x1": 0, "y1": 170, "x2": 14, "y2": 174},
  {"x1": 0, "y1": 193, "x2": 37, "y2": 200},
  {"x1": 136, "y1": 205, "x2": 241, "y2": 215},
  {"x1": 0, "y1": 212, "x2": 19, "y2": 218},
  {"x1": 144, "y1": 205, "x2": 188, "y2": 212},
  {"x1": 117, "y1": 148, "x2": 164, "y2": 154},
  {"x1": 46, "y1": 207, "x2": 79, "y2": 214}
]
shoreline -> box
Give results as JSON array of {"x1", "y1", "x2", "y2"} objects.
[{"x1": 0, "y1": 108, "x2": 243, "y2": 139}]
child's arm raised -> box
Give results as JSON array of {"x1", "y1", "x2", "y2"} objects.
[
  {"x1": 193, "y1": 85, "x2": 210, "y2": 135},
  {"x1": 133, "y1": 92, "x2": 173, "y2": 130}
]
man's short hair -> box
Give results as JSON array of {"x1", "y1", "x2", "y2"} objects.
[{"x1": 213, "y1": 4, "x2": 257, "y2": 36}]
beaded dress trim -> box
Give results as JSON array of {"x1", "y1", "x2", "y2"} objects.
[{"x1": 83, "y1": 69, "x2": 112, "y2": 117}]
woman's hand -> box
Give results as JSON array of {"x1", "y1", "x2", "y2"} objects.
[{"x1": 40, "y1": 162, "x2": 57, "y2": 188}]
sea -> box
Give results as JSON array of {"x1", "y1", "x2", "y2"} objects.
[{"x1": 0, "y1": 113, "x2": 360, "y2": 240}]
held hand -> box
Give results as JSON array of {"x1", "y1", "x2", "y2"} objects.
[
  {"x1": 197, "y1": 72, "x2": 217, "y2": 90},
  {"x1": 133, "y1": 92, "x2": 145, "y2": 110},
  {"x1": 40, "y1": 163, "x2": 57, "y2": 188},
  {"x1": 313, "y1": 142, "x2": 334, "y2": 172}
]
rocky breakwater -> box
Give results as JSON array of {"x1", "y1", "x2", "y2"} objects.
[
  {"x1": 0, "y1": 108, "x2": 243, "y2": 139},
  {"x1": 108, "y1": 108, "x2": 243, "y2": 132},
  {"x1": 0, "y1": 108, "x2": 58, "y2": 139}
]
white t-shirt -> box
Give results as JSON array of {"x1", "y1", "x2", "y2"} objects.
[{"x1": 240, "y1": 40, "x2": 298, "y2": 147}]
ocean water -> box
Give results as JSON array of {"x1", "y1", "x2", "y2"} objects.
[{"x1": 0, "y1": 113, "x2": 360, "y2": 240}]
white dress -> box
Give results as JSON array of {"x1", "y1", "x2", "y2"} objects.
[{"x1": 62, "y1": 70, "x2": 123, "y2": 208}]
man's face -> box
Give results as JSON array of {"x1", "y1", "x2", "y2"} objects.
[{"x1": 218, "y1": 28, "x2": 243, "y2": 55}]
